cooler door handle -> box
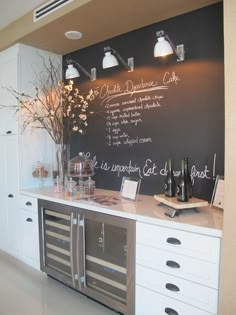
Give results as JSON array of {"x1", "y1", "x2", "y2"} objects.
[
  {"x1": 166, "y1": 260, "x2": 180, "y2": 269},
  {"x1": 165, "y1": 307, "x2": 179, "y2": 315},
  {"x1": 76, "y1": 214, "x2": 86, "y2": 290},
  {"x1": 166, "y1": 237, "x2": 181, "y2": 245},
  {"x1": 26, "y1": 201, "x2": 32, "y2": 206},
  {"x1": 165, "y1": 283, "x2": 180, "y2": 292},
  {"x1": 8, "y1": 194, "x2": 14, "y2": 198},
  {"x1": 6, "y1": 130, "x2": 12, "y2": 134},
  {"x1": 70, "y1": 212, "x2": 76, "y2": 288},
  {"x1": 26, "y1": 218, "x2": 33, "y2": 223}
]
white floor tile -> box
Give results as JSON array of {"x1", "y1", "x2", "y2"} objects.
[{"x1": 0, "y1": 251, "x2": 118, "y2": 315}]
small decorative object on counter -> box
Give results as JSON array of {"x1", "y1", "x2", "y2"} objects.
[
  {"x1": 164, "y1": 159, "x2": 176, "y2": 197},
  {"x1": 32, "y1": 161, "x2": 49, "y2": 186},
  {"x1": 53, "y1": 176, "x2": 64, "y2": 193},
  {"x1": 84, "y1": 177, "x2": 95, "y2": 195},
  {"x1": 68, "y1": 152, "x2": 95, "y2": 192},
  {"x1": 65, "y1": 177, "x2": 77, "y2": 197},
  {"x1": 177, "y1": 159, "x2": 189, "y2": 202},
  {"x1": 32, "y1": 161, "x2": 49, "y2": 178},
  {"x1": 184, "y1": 157, "x2": 192, "y2": 198}
]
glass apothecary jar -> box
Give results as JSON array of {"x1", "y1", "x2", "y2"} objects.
[
  {"x1": 32, "y1": 161, "x2": 49, "y2": 186},
  {"x1": 68, "y1": 152, "x2": 95, "y2": 178},
  {"x1": 68, "y1": 152, "x2": 95, "y2": 192},
  {"x1": 84, "y1": 177, "x2": 95, "y2": 195}
]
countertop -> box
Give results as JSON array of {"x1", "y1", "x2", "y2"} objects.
[{"x1": 21, "y1": 187, "x2": 223, "y2": 238}]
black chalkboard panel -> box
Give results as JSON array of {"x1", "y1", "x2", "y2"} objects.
[{"x1": 64, "y1": 3, "x2": 224, "y2": 201}]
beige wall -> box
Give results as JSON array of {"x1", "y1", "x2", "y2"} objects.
[{"x1": 219, "y1": 0, "x2": 236, "y2": 314}]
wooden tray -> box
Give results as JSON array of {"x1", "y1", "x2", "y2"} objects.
[{"x1": 154, "y1": 194, "x2": 208, "y2": 210}]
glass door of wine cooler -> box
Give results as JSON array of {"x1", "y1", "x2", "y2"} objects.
[
  {"x1": 79, "y1": 210, "x2": 135, "y2": 315},
  {"x1": 38, "y1": 200, "x2": 77, "y2": 288}
]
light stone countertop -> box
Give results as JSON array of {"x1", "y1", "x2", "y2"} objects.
[{"x1": 21, "y1": 187, "x2": 223, "y2": 238}]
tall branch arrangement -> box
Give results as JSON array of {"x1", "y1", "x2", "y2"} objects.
[{"x1": 6, "y1": 56, "x2": 97, "y2": 144}]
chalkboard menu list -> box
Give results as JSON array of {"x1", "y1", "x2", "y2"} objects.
[{"x1": 101, "y1": 75, "x2": 177, "y2": 147}]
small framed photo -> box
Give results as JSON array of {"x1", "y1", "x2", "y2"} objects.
[
  {"x1": 120, "y1": 177, "x2": 141, "y2": 201},
  {"x1": 211, "y1": 175, "x2": 224, "y2": 209}
]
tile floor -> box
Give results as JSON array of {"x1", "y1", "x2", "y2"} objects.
[{"x1": 0, "y1": 251, "x2": 117, "y2": 315}]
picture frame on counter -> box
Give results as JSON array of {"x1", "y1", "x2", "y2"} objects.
[
  {"x1": 120, "y1": 177, "x2": 141, "y2": 201},
  {"x1": 210, "y1": 175, "x2": 224, "y2": 209}
]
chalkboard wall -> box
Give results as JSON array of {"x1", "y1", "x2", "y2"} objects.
[{"x1": 63, "y1": 3, "x2": 224, "y2": 201}]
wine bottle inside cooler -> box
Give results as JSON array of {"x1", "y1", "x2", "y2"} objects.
[
  {"x1": 184, "y1": 157, "x2": 192, "y2": 198},
  {"x1": 164, "y1": 159, "x2": 176, "y2": 197},
  {"x1": 177, "y1": 159, "x2": 189, "y2": 202}
]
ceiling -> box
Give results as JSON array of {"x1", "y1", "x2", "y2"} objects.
[
  {"x1": 0, "y1": 0, "x2": 45, "y2": 30},
  {"x1": 0, "y1": 0, "x2": 221, "y2": 56}
]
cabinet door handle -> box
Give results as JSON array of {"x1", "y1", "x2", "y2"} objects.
[
  {"x1": 166, "y1": 237, "x2": 181, "y2": 245},
  {"x1": 8, "y1": 194, "x2": 14, "y2": 198},
  {"x1": 26, "y1": 218, "x2": 33, "y2": 222},
  {"x1": 165, "y1": 283, "x2": 180, "y2": 292},
  {"x1": 165, "y1": 307, "x2": 179, "y2": 315},
  {"x1": 166, "y1": 260, "x2": 180, "y2": 269},
  {"x1": 26, "y1": 201, "x2": 32, "y2": 206},
  {"x1": 6, "y1": 130, "x2": 12, "y2": 134}
]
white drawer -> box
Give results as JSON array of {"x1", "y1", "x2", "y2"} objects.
[
  {"x1": 136, "y1": 264, "x2": 218, "y2": 313},
  {"x1": 19, "y1": 195, "x2": 38, "y2": 213},
  {"x1": 136, "y1": 244, "x2": 219, "y2": 288},
  {"x1": 136, "y1": 222, "x2": 220, "y2": 263},
  {"x1": 136, "y1": 285, "x2": 213, "y2": 315}
]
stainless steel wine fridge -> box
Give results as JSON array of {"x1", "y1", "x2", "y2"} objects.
[{"x1": 38, "y1": 199, "x2": 135, "y2": 314}]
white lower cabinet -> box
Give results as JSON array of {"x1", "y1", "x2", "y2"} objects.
[
  {"x1": 6, "y1": 192, "x2": 20, "y2": 257},
  {"x1": 18, "y1": 195, "x2": 40, "y2": 270},
  {"x1": 135, "y1": 221, "x2": 221, "y2": 315},
  {"x1": 0, "y1": 135, "x2": 20, "y2": 258},
  {"x1": 136, "y1": 285, "x2": 211, "y2": 315}
]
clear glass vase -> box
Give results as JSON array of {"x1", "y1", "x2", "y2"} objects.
[{"x1": 53, "y1": 143, "x2": 70, "y2": 188}]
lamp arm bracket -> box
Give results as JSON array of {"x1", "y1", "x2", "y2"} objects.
[
  {"x1": 67, "y1": 59, "x2": 96, "y2": 81},
  {"x1": 165, "y1": 35, "x2": 185, "y2": 61},
  {"x1": 105, "y1": 46, "x2": 134, "y2": 71}
]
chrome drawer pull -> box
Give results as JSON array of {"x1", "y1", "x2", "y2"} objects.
[
  {"x1": 166, "y1": 237, "x2": 181, "y2": 245},
  {"x1": 165, "y1": 283, "x2": 180, "y2": 292},
  {"x1": 26, "y1": 218, "x2": 33, "y2": 222},
  {"x1": 165, "y1": 307, "x2": 179, "y2": 315},
  {"x1": 166, "y1": 260, "x2": 180, "y2": 269},
  {"x1": 26, "y1": 201, "x2": 32, "y2": 206}
]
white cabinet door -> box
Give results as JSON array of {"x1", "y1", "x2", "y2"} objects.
[
  {"x1": 0, "y1": 135, "x2": 20, "y2": 258},
  {"x1": 5, "y1": 192, "x2": 20, "y2": 257},
  {"x1": 0, "y1": 54, "x2": 18, "y2": 135},
  {"x1": 19, "y1": 209, "x2": 40, "y2": 270},
  {"x1": 2, "y1": 135, "x2": 19, "y2": 192},
  {"x1": 0, "y1": 192, "x2": 7, "y2": 251}
]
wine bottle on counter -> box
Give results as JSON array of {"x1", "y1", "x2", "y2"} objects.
[
  {"x1": 184, "y1": 157, "x2": 192, "y2": 199},
  {"x1": 164, "y1": 159, "x2": 176, "y2": 197},
  {"x1": 177, "y1": 159, "x2": 189, "y2": 202}
]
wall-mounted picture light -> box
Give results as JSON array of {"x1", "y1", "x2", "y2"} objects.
[
  {"x1": 102, "y1": 46, "x2": 134, "y2": 72},
  {"x1": 65, "y1": 59, "x2": 97, "y2": 81},
  {"x1": 154, "y1": 30, "x2": 185, "y2": 61}
]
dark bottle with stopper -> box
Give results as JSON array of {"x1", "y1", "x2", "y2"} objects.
[
  {"x1": 164, "y1": 159, "x2": 176, "y2": 197},
  {"x1": 184, "y1": 157, "x2": 192, "y2": 199},
  {"x1": 177, "y1": 159, "x2": 189, "y2": 202}
]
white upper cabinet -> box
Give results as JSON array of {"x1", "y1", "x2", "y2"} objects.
[
  {"x1": 0, "y1": 46, "x2": 18, "y2": 135},
  {"x1": 17, "y1": 44, "x2": 61, "y2": 189},
  {"x1": 0, "y1": 44, "x2": 62, "y2": 189},
  {"x1": 0, "y1": 43, "x2": 61, "y2": 189}
]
